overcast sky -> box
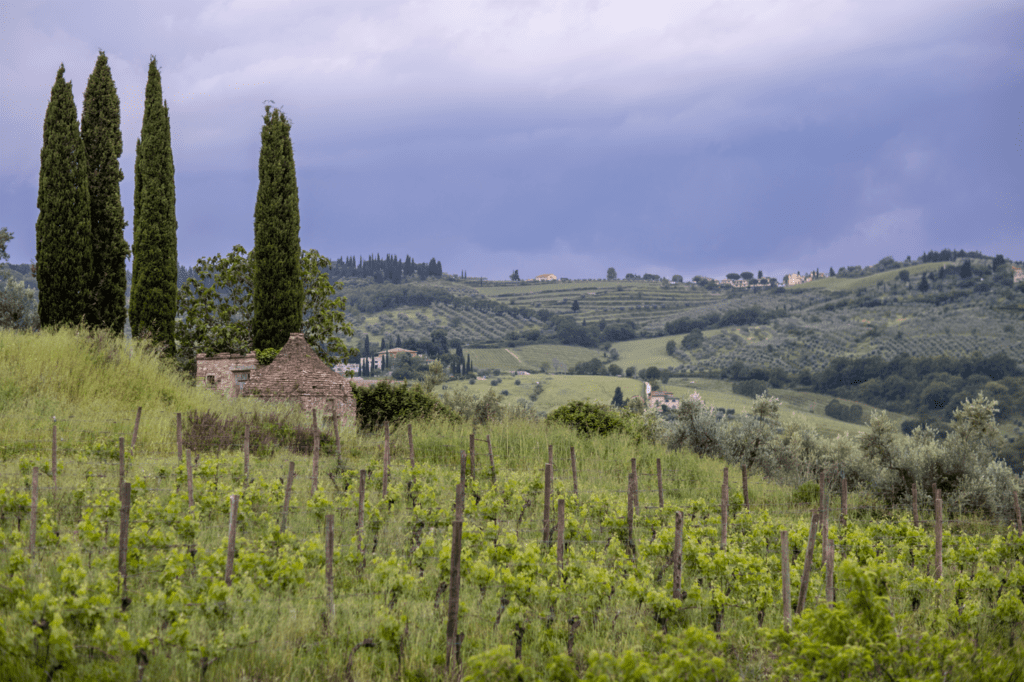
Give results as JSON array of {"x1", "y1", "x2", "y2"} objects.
[{"x1": 2, "y1": 0, "x2": 1021, "y2": 281}]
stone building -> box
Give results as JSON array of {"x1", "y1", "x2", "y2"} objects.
[
  {"x1": 241, "y1": 333, "x2": 357, "y2": 424},
  {"x1": 196, "y1": 351, "x2": 258, "y2": 398}
]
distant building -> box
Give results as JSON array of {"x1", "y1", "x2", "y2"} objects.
[
  {"x1": 1013, "y1": 265, "x2": 1024, "y2": 283},
  {"x1": 533, "y1": 274, "x2": 557, "y2": 281},
  {"x1": 197, "y1": 351, "x2": 258, "y2": 398},
  {"x1": 648, "y1": 391, "x2": 680, "y2": 410}
]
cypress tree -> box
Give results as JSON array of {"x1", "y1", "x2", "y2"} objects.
[
  {"x1": 36, "y1": 65, "x2": 92, "y2": 327},
  {"x1": 130, "y1": 57, "x2": 178, "y2": 352},
  {"x1": 81, "y1": 51, "x2": 130, "y2": 331},
  {"x1": 252, "y1": 105, "x2": 302, "y2": 351}
]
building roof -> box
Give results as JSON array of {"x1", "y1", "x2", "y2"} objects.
[{"x1": 242, "y1": 332, "x2": 354, "y2": 404}]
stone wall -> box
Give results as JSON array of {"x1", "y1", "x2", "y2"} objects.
[{"x1": 196, "y1": 352, "x2": 258, "y2": 398}]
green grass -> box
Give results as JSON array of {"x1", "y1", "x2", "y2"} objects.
[
  {"x1": 442, "y1": 374, "x2": 646, "y2": 415},
  {"x1": 790, "y1": 261, "x2": 954, "y2": 291}
]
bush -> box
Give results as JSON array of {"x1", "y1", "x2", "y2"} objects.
[
  {"x1": 352, "y1": 381, "x2": 457, "y2": 430},
  {"x1": 547, "y1": 400, "x2": 624, "y2": 437},
  {"x1": 732, "y1": 379, "x2": 769, "y2": 398}
]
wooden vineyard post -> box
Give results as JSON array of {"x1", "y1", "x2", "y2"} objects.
[
  {"x1": 243, "y1": 424, "x2": 250, "y2": 489},
  {"x1": 281, "y1": 461, "x2": 295, "y2": 533},
  {"x1": 29, "y1": 467, "x2": 38, "y2": 556},
  {"x1": 570, "y1": 446, "x2": 578, "y2": 496},
  {"x1": 408, "y1": 423, "x2": 415, "y2": 467},
  {"x1": 487, "y1": 435, "x2": 495, "y2": 483},
  {"x1": 325, "y1": 513, "x2": 335, "y2": 619},
  {"x1": 469, "y1": 433, "x2": 476, "y2": 478},
  {"x1": 459, "y1": 451, "x2": 467, "y2": 487},
  {"x1": 51, "y1": 419, "x2": 58, "y2": 492},
  {"x1": 543, "y1": 463, "x2": 553, "y2": 547},
  {"x1": 332, "y1": 398, "x2": 341, "y2": 457},
  {"x1": 311, "y1": 409, "x2": 320, "y2": 496},
  {"x1": 673, "y1": 511, "x2": 684, "y2": 601},
  {"x1": 225, "y1": 494, "x2": 239, "y2": 586},
  {"x1": 119, "y1": 481, "x2": 131, "y2": 599},
  {"x1": 556, "y1": 498, "x2": 566, "y2": 572},
  {"x1": 781, "y1": 530, "x2": 791, "y2": 630},
  {"x1": 656, "y1": 458, "x2": 664, "y2": 508},
  {"x1": 840, "y1": 476, "x2": 848, "y2": 528},
  {"x1": 382, "y1": 421, "x2": 390, "y2": 498},
  {"x1": 446, "y1": 482, "x2": 465, "y2": 673},
  {"x1": 357, "y1": 470, "x2": 366, "y2": 553},
  {"x1": 820, "y1": 477, "x2": 830, "y2": 567},
  {"x1": 741, "y1": 465, "x2": 749, "y2": 509},
  {"x1": 119, "y1": 437, "x2": 126, "y2": 488},
  {"x1": 720, "y1": 468, "x2": 729, "y2": 551},
  {"x1": 825, "y1": 539, "x2": 835, "y2": 604},
  {"x1": 934, "y1": 488, "x2": 943, "y2": 579},
  {"x1": 186, "y1": 449, "x2": 195, "y2": 508},
  {"x1": 796, "y1": 512, "x2": 819, "y2": 614},
  {"x1": 912, "y1": 481, "x2": 920, "y2": 526},
  {"x1": 626, "y1": 471, "x2": 637, "y2": 559},
  {"x1": 176, "y1": 412, "x2": 183, "y2": 463},
  {"x1": 631, "y1": 458, "x2": 637, "y2": 499},
  {"x1": 131, "y1": 406, "x2": 142, "y2": 448},
  {"x1": 1014, "y1": 489, "x2": 1023, "y2": 536}
]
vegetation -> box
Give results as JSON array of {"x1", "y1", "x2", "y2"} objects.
[
  {"x1": 129, "y1": 57, "x2": 178, "y2": 352},
  {"x1": 81, "y1": 51, "x2": 131, "y2": 332},
  {"x1": 252, "y1": 105, "x2": 303, "y2": 352},
  {"x1": 36, "y1": 65, "x2": 92, "y2": 328}
]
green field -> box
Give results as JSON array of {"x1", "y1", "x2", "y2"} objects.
[
  {"x1": 789, "y1": 261, "x2": 954, "y2": 291},
  {"x1": 443, "y1": 374, "x2": 647, "y2": 415}
]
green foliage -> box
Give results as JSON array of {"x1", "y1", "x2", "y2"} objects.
[
  {"x1": 255, "y1": 347, "x2": 279, "y2": 365},
  {"x1": 0, "y1": 231, "x2": 39, "y2": 330},
  {"x1": 252, "y1": 106, "x2": 303, "y2": 351},
  {"x1": 824, "y1": 398, "x2": 864, "y2": 424},
  {"x1": 81, "y1": 50, "x2": 130, "y2": 332},
  {"x1": 352, "y1": 381, "x2": 456, "y2": 430},
  {"x1": 130, "y1": 57, "x2": 178, "y2": 352},
  {"x1": 547, "y1": 400, "x2": 624, "y2": 436},
  {"x1": 732, "y1": 379, "x2": 768, "y2": 399},
  {"x1": 36, "y1": 65, "x2": 93, "y2": 328}
]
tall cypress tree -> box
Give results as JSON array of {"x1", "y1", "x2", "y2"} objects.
[
  {"x1": 36, "y1": 65, "x2": 92, "y2": 327},
  {"x1": 81, "y1": 51, "x2": 130, "y2": 331},
  {"x1": 252, "y1": 105, "x2": 303, "y2": 351},
  {"x1": 130, "y1": 57, "x2": 178, "y2": 352}
]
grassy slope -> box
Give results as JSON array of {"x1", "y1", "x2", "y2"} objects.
[{"x1": 790, "y1": 261, "x2": 954, "y2": 291}]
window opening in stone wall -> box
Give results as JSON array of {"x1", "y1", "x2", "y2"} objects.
[{"x1": 206, "y1": 375, "x2": 216, "y2": 385}]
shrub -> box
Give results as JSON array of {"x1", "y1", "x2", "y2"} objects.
[
  {"x1": 547, "y1": 400, "x2": 624, "y2": 437},
  {"x1": 732, "y1": 379, "x2": 768, "y2": 398},
  {"x1": 352, "y1": 381, "x2": 457, "y2": 430}
]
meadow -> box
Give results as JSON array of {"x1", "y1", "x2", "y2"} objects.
[{"x1": 2, "y1": 328, "x2": 1021, "y2": 681}]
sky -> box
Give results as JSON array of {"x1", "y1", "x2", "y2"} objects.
[{"x1": 1, "y1": 0, "x2": 1022, "y2": 282}]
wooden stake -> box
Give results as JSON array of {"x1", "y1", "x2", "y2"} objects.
[
  {"x1": 280, "y1": 461, "x2": 295, "y2": 533},
  {"x1": 626, "y1": 471, "x2": 636, "y2": 558},
  {"x1": 720, "y1": 469, "x2": 729, "y2": 551},
  {"x1": 460, "y1": 451, "x2": 467, "y2": 487},
  {"x1": 408, "y1": 423, "x2": 415, "y2": 467},
  {"x1": 119, "y1": 481, "x2": 130, "y2": 597},
  {"x1": 469, "y1": 433, "x2": 476, "y2": 478},
  {"x1": 821, "y1": 481, "x2": 829, "y2": 567},
  {"x1": 176, "y1": 412, "x2": 183, "y2": 464},
  {"x1": 357, "y1": 470, "x2": 366, "y2": 552},
  {"x1": 556, "y1": 498, "x2": 565, "y2": 571},
  {"x1": 796, "y1": 512, "x2": 819, "y2": 614},
  {"x1": 51, "y1": 420, "x2": 58, "y2": 492},
  {"x1": 934, "y1": 489, "x2": 943, "y2": 579},
  {"x1": 243, "y1": 424, "x2": 250, "y2": 489},
  {"x1": 672, "y1": 511, "x2": 683, "y2": 601},
  {"x1": 825, "y1": 538, "x2": 835, "y2": 604},
  {"x1": 382, "y1": 421, "x2": 390, "y2": 497},
  {"x1": 186, "y1": 448, "x2": 194, "y2": 508},
  {"x1": 840, "y1": 476, "x2": 848, "y2": 527},
  {"x1": 311, "y1": 409, "x2": 320, "y2": 496},
  {"x1": 741, "y1": 465, "x2": 749, "y2": 509},
  {"x1": 781, "y1": 530, "x2": 791, "y2": 630},
  {"x1": 543, "y1": 463, "x2": 553, "y2": 546},
  {"x1": 487, "y1": 435, "x2": 495, "y2": 482},
  {"x1": 119, "y1": 436, "x2": 126, "y2": 488},
  {"x1": 656, "y1": 458, "x2": 664, "y2": 508},
  {"x1": 29, "y1": 467, "x2": 38, "y2": 556},
  {"x1": 912, "y1": 481, "x2": 919, "y2": 526},
  {"x1": 1013, "y1": 489, "x2": 1023, "y2": 537},
  {"x1": 332, "y1": 398, "x2": 341, "y2": 457},
  {"x1": 570, "y1": 446, "x2": 578, "y2": 496},
  {"x1": 131, "y1": 406, "x2": 142, "y2": 448},
  {"x1": 225, "y1": 494, "x2": 239, "y2": 585},
  {"x1": 446, "y1": 482, "x2": 465, "y2": 672},
  {"x1": 325, "y1": 513, "x2": 335, "y2": 618}
]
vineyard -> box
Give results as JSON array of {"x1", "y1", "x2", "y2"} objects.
[{"x1": 2, "y1": 411, "x2": 1022, "y2": 681}]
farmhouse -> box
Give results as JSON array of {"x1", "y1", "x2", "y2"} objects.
[
  {"x1": 196, "y1": 351, "x2": 258, "y2": 398},
  {"x1": 533, "y1": 274, "x2": 557, "y2": 281},
  {"x1": 648, "y1": 390, "x2": 680, "y2": 410}
]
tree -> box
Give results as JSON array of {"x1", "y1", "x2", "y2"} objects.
[
  {"x1": 252, "y1": 105, "x2": 303, "y2": 351},
  {"x1": 510, "y1": 269, "x2": 520, "y2": 281},
  {"x1": 671, "y1": 274, "x2": 683, "y2": 283},
  {"x1": 898, "y1": 269, "x2": 910, "y2": 283},
  {"x1": 81, "y1": 51, "x2": 130, "y2": 331},
  {"x1": 36, "y1": 65, "x2": 92, "y2": 327},
  {"x1": 1, "y1": 229, "x2": 40, "y2": 330},
  {"x1": 959, "y1": 260, "x2": 973, "y2": 279},
  {"x1": 917, "y1": 273, "x2": 930, "y2": 293},
  {"x1": 758, "y1": 270, "x2": 764, "y2": 279},
  {"x1": 607, "y1": 267, "x2": 617, "y2": 280},
  {"x1": 177, "y1": 247, "x2": 355, "y2": 365},
  {"x1": 130, "y1": 57, "x2": 178, "y2": 351},
  {"x1": 571, "y1": 299, "x2": 580, "y2": 313},
  {"x1": 666, "y1": 339, "x2": 677, "y2": 356},
  {"x1": 726, "y1": 273, "x2": 740, "y2": 280},
  {"x1": 740, "y1": 271, "x2": 754, "y2": 280},
  {"x1": 610, "y1": 386, "x2": 626, "y2": 408}
]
